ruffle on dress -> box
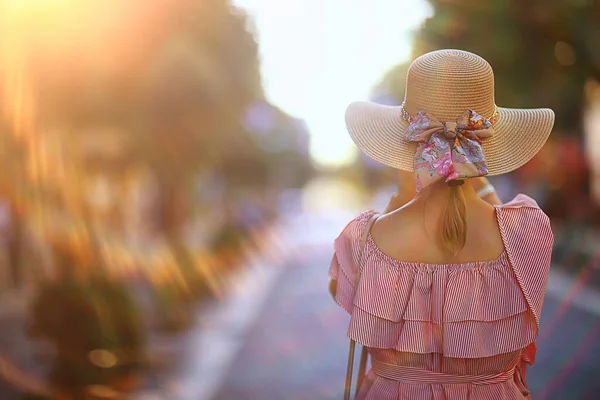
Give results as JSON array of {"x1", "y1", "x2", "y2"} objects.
[{"x1": 329, "y1": 194, "x2": 553, "y2": 360}]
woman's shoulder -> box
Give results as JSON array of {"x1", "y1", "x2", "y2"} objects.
[
  {"x1": 332, "y1": 210, "x2": 380, "y2": 258},
  {"x1": 496, "y1": 194, "x2": 550, "y2": 221},
  {"x1": 337, "y1": 209, "x2": 379, "y2": 238}
]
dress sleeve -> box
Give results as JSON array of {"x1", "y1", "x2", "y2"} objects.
[
  {"x1": 328, "y1": 210, "x2": 378, "y2": 314},
  {"x1": 497, "y1": 193, "x2": 554, "y2": 332},
  {"x1": 502, "y1": 193, "x2": 543, "y2": 209}
]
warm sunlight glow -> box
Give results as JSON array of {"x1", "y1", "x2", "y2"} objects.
[
  {"x1": 233, "y1": 0, "x2": 433, "y2": 167},
  {"x1": 0, "y1": 1, "x2": 178, "y2": 77},
  {"x1": 4, "y1": 0, "x2": 65, "y2": 6},
  {"x1": 0, "y1": 0, "x2": 179, "y2": 137}
]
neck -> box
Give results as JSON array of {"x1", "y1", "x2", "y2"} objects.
[{"x1": 410, "y1": 180, "x2": 479, "y2": 215}]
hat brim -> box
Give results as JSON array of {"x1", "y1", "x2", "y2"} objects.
[{"x1": 345, "y1": 101, "x2": 555, "y2": 175}]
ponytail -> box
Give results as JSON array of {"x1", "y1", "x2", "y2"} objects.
[{"x1": 441, "y1": 184, "x2": 467, "y2": 256}]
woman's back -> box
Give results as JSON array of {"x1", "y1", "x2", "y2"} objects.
[{"x1": 329, "y1": 195, "x2": 553, "y2": 399}]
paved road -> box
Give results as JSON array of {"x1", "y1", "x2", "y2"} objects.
[{"x1": 211, "y1": 212, "x2": 600, "y2": 400}]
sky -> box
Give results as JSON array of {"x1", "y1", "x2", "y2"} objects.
[{"x1": 232, "y1": 0, "x2": 432, "y2": 167}]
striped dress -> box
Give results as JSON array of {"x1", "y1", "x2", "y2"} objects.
[{"x1": 329, "y1": 194, "x2": 553, "y2": 400}]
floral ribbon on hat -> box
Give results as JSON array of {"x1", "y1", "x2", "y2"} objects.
[{"x1": 405, "y1": 109, "x2": 495, "y2": 192}]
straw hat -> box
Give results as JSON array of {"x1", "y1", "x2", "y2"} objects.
[{"x1": 345, "y1": 49, "x2": 555, "y2": 175}]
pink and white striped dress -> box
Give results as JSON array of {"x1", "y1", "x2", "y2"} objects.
[{"x1": 329, "y1": 194, "x2": 553, "y2": 400}]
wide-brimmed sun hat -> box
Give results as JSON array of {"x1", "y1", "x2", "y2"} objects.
[{"x1": 345, "y1": 49, "x2": 555, "y2": 176}]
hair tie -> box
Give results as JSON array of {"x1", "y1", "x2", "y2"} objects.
[{"x1": 447, "y1": 180, "x2": 465, "y2": 187}]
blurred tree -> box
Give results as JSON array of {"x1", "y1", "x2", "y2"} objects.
[
  {"x1": 0, "y1": 121, "x2": 28, "y2": 288},
  {"x1": 384, "y1": 0, "x2": 600, "y2": 135},
  {"x1": 28, "y1": 276, "x2": 146, "y2": 398},
  {"x1": 0, "y1": 0, "x2": 315, "y2": 304},
  {"x1": 133, "y1": 0, "x2": 265, "y2": 293},
  {"x1": 0, "y1": 0, "x2": 266, "y2": 296}
]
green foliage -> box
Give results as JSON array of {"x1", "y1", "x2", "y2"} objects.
[
  {"x1": 28, "y1": 279, "x2": 146, "y2": 394},
  {"x1": 0, "y1": 1, "x2": 313, "y2": 292},
  {"x1": 29, "y1": 279, "x2": 145, "y2": 349}
]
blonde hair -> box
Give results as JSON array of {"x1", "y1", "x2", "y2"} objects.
[{"x1": 441, "y1": 184, "x2": 467, "y2": 256}]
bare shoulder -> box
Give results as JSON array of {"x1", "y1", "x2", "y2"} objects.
[
  {"x1": 370, "y1": 203, "x2": 438, "y2": 261},
  {"x1": 372, "y1": 203, "x2": 420, "y2": 238}
]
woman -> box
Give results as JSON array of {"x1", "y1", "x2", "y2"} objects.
[{"x1": 329, "y1": 50, "x2": 554, "y2": 399}]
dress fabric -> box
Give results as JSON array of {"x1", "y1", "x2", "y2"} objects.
[{"x1": 329, "y1": 194, "x2": 553, "y2": 400}]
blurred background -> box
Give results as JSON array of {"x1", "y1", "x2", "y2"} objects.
[{"x1": 0, "y1": 0, "x2": 598, "y2": 399}]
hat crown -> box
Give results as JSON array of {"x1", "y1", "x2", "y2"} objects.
[{"x1": 403, "y1": 50, "x2": 496, "y2": 122}]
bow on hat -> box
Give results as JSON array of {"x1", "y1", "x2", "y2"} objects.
[{"x1": 404, "y1": 109, "x2": 494, "y2": 192}]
